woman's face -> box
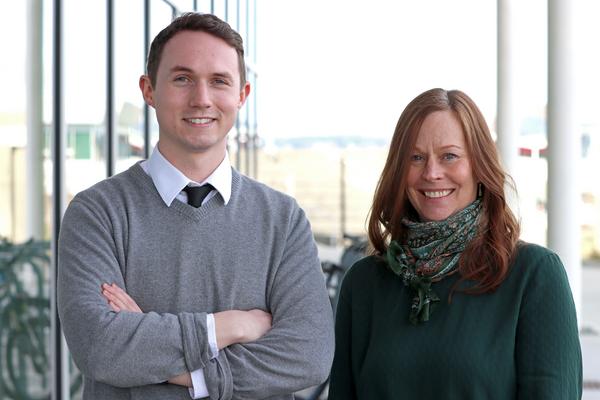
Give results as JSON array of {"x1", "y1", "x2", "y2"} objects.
[{"x1": 406, "y1": 110, "x2": 478, "y2": 222}]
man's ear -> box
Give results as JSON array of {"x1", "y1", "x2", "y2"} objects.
[
  {"x1": 238, "y1": 82, "x2": 251, "y2": 109},
  {"x1": 139, "y1": 75, "x2": 155, "y2": 107}
]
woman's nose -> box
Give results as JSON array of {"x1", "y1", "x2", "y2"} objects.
[{"x1": 422, "y1": 158, "x2": 443, "y2": 180}]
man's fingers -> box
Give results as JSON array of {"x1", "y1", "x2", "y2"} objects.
[
  {"x1": 101, "y1": 283, "x2": 143, "y2": 313},
  {"x1": 103, "y1": 288, "x2": 127, "y2": 310},
  {"x1": 108, "y1": 301, "x2": 121, "y2": 312}
]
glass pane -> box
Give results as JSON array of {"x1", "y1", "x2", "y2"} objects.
[
  {"x1": 169, "y1": 0, "x2": 195, "y2": 13},
  {"x1": 62, "y1": 0, "x2": 108, "y2": 398},
  {"x1": 64, "y1": 0, "x2": 107, "y2": 195},
  {"x1": 0, "y1": 1, "x2": 55, "y2": 399},
  {"x1": 194, "y1": 0, "x2": 214, "y2": 14},
  {"x1": 151, "y1": 0, "x2": 174, "y2": 37},
  {"x1": 148, "y1": 0, "x2": 174, "y2": 149},
  {"x1": 115, "y1": 0, "x2": 145, "y2": 173},
  {"x1": 0, "y1": 3, "x2": 27, "y2": 242}
]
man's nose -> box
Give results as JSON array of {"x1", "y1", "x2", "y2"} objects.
[{"x1": 189, "y1": 82, "x2": 212, "y2": 108}]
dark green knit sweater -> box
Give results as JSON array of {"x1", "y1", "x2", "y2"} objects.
[{"x1": 328, "y1": 243, "x2": 582, "y2": 400}]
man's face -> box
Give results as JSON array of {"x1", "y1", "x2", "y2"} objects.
[{"x1": 140, "y1": 30, "x2": 250, "y2": 159}]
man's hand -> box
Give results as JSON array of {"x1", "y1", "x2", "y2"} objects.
[
  {"x1": 101, "y1": 283, "x2": 142, "y2": 313},
  {"x1": 213, "y1": 309, "x2": 272, "y2": 350}
]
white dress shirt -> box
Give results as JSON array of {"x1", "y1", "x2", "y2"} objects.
[{"x1": 141, "y1": 145, "x2": 232, "y2": 398}]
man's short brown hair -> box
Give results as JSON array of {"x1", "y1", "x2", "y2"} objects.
[{"x1": 146, "y1": 13, "x2": 246, "y2": 88}]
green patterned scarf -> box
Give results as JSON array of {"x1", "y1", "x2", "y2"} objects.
[{"x1": 386, "y1": 199, "x2": 482, "y2": 325}]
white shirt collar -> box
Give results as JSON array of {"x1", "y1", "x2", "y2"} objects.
[{"x1": 140, "y1": 146, "x2": 232, "y2": 207}]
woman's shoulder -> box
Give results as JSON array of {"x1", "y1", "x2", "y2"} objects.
[
  {"x1": 510, "y1": 241, "x2": 568, "y2": 284},
  {"x1": 345, "y1": 254, "x2": 386, "y2": 277},
  {"x1": 514, "y1": 241, "x2": 557, "y2": 259},
  {"x1": 513, "y1": 241, "x2": 561, "y2": 267},
  {"x1": 337, "y1": 255, "x2": 390, "y2": 306},
  {"x1": 340, "y1": 255, "x2": 388, "y2": 291}
]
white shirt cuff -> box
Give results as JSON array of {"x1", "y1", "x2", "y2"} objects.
[
  {"x1": 207, "y1": 313, "x2": 219, "y2": 358},
  {"x1": 188, "y1": 369, "x2": 209, "y2": 399},
  {"x1": 186, "y1": 313, "x2": 219, "y2": 399}
]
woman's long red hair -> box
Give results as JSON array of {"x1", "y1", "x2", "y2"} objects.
[{"x1": 368, "y1": 88, "x2": 520, "y2": 293}]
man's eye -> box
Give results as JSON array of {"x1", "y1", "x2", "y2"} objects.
[{"x1": 174, "y1": 76, "x2": 190, "y2": 83}]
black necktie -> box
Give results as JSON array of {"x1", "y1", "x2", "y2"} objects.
[{"x1": 183, "y1": 184, "x2": 213, "y2": 208}]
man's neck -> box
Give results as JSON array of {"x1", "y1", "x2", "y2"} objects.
[{"x1": 156, "y1": 142, "x2": 226, "y2": 183}]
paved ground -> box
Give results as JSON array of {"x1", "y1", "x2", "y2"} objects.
[
  {"x1": 583, "y1": 333, "x2": 600, "y2": 399},
  {"x1": 583, "y1": 264, "x2": 600, "y2": 399}
]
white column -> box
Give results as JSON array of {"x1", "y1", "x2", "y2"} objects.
[
  {"x1": 26, "y1": 0, "x2": 44, "y2": 240},
  {"x1": 547, "y1": 0, "x2": 581, "y2": 322},
  {"x1": 496, "y1": 0, "x2": 520, "y2": 179}
]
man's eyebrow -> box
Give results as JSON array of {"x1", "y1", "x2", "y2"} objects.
[
  {"x1": 213, "y1": 71, "x2": 234, "y2": 80},
  {"x1": 169, "y1": 65, "x2": 194, "y2": 74}
]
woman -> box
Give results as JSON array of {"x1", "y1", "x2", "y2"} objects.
[{"x1": 328, "y1": 88, "x2": 582, "y2": 399}]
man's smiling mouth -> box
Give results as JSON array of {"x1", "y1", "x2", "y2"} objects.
[{"x1": 185, "y1": 117, "x2": 215, "y2": 124}]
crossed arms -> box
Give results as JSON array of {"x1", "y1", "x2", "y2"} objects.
[
  {"x1": 57, "y1": 195, "x2": 335, "y2": 398},
  {"x1": 101, "y1": 282, "x2": 272, "y2": 388}
]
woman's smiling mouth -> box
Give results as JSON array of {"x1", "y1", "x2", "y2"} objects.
[{"x1": 423, "y1": 190, "x2": 453, "y2": 198}]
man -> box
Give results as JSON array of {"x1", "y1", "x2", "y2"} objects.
[{"x1": 58, "y1": 13, "x2": 334, "y2": 399}]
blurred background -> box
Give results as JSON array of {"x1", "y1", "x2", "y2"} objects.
[{"x1": 1, "y1": 0, "x2": 599, "y2": 398}]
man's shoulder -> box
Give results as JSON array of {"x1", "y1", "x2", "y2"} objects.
[
  {"x1": 233, "y1": 170, "x2": 298, "y2": 207},
  {"x1": 71, "y1": 162, "x2": 148, "y2": 207}
]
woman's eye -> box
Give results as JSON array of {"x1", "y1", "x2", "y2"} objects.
[
  {"x1": 442, "y1": 153, "x2": 458, "y2": 161},
  {"x1": 410, "y1": 154, "x2": 424, "y2": 162}
]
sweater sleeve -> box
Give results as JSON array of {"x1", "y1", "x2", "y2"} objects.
[
  {"x1": 58, "y1": 198, "x2": 212, "y2": 387},
  {"x1": 328, "y1": 272, "x2": 358, "y2": 400},
  {"x1": 202, "y1": 205, "x2": 335, "y2": 399},
  {"x1": 515, "y1": 250, "x2": 583, "y2": 399}
]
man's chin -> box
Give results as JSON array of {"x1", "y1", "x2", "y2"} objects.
[{"x1": 180, "y1": 136, "x2": 228, "y2": 154}]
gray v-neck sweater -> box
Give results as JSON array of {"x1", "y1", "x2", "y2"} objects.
[{"x1": 58, "y1": 162, "x2": 334, "y2": 399}]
